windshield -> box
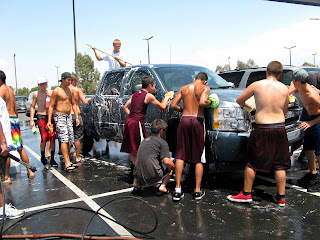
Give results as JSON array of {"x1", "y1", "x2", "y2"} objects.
[
  {"x1": 154, "y1": 66, "x2": 231, "y2": 91},
  {"x1": 15, "y1": 96, "x2": 27, "y2": 102}
]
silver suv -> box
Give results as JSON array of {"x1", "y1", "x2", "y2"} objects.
[
  {"x1": 218, "y1": 66, "x2": 297, "y2": 88},
  {"x1": 218, "y1": 66, "x2": 320, "y2": 88}
]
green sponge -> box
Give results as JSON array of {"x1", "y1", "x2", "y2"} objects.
[{"x1": 207, "y1": 93, "x2": 219, "y2": 108}]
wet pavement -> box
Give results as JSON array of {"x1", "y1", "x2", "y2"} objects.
[{"x1": 1, "y1": 118, "x2": 320, "y2": 239}]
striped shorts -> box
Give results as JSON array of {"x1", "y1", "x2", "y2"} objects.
[{"x1": 53, "y1": 113, "x2": 74, "y2": 143}]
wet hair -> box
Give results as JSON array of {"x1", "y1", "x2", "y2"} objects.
[
  {"x1": 267, "y1": 61, "x2": 283, "y2": 76},
  {"x1": 195, "y1": 72, "x2": 208, "y2": 81},
  {"x1": 142, "y1": 76, "x2": 155, "y2": 88},
  {"x1": 151, "y1": 119, "x2": 168, "y2": 134},
  {"x1": 113, "y1": 39, "x2": 121, "y2": 45},
  {"x1": 0, "y1": 70, "x2": 6, "y2": 84},
  {"x1": 71, "y1": 75, "x2": 78, "y2": 82}
]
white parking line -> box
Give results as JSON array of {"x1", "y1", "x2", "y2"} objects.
[
  {"x1": 23, "y1": 145, "x2": 133, "y2": 237},
  {"x1": 256, "y1": 175, "x2": 320, "y2": 197}
]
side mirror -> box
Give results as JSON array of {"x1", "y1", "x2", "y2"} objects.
[
  {"x1": 132, "y1": 84, "x2": 142, "y2": 94},
  {"x1": 228, "y1": 82, "x2": 235, "y2": 88}
]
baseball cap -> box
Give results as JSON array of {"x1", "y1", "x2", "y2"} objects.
[
  {"x1": 292, "y1": 69, "x2": 309, "y2": 83},
  {"x1": 60, "y1": 72, "x2": 72, "y2": 82},
  {"x1": 37, "y1": 76, "x2": 48, "y2": 84}
]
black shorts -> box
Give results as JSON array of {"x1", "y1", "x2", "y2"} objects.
[
  {"x1": 72, "y1": 114, "x2": 84, "y2": 142},
  {"x1": 246, "y1": 123, "x2": 291, "y2": 173}
]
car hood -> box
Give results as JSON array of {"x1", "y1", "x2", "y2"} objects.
[{"x1": 209, "y1": 88, "x2": 244, "y2": 108}]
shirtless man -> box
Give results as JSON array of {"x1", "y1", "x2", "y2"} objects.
[
  {"x1": 47, "y1": 72, "x2": 80, "y2": 172},
  {"x1": 227, "y1": 61, "x2": 290, "y2": 206},
  {"x1": 70, "y1": 75, "x2": 91, "y2": 163},
  {"x1": 171, "y1": 72, "x2": 212, "y2": 201},
  {"x1": 288, "y1": 69, "x2": 320, "y2": 192},
  {"x1": 30, "y1": 76, "x2": 58, "y2": 167},
  {"x1": 0, "y1": 70, "x2": 35, "y2": 182}
]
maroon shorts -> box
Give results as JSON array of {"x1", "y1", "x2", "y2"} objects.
[
  {"x1": 246, "y1": 123, "x2": 291, "y2": 173},
  {"x1": 176, "y1": 116, "x2": 205, "y2": 164},
  {"x1": 37, "y1": 115, "x2": 56, "y2": 143},
  {"x1": 120, "y1": 118, "x2": 147, "y2": 157}
]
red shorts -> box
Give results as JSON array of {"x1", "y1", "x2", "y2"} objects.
[
  {"x1": 120, "y1": 118, "x2": 147, "y2": 157},
  {"x1": 176, "y1": 116, "x2": 205, "y2": 164},
  {"x1": 37, "y1": 115, "x2": 56, "y2": 143},
  {"x1": 246, "y1": 123, "x2": 291, "y2": 173}
]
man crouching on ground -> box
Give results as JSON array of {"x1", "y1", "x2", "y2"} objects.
[
  {"x1": 227, "y1": 60, "x2": 290, "y2": 207},
  {"x1": 133, "y1": 119, "x2": 175, "y2": 195},
  {"x1": 171, "y1": 72, "x2": 212, "y2": 201}
]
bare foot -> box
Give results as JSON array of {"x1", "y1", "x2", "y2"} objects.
[{"x1": 159, "y1": 185, "x2": 168, "y2": 193}]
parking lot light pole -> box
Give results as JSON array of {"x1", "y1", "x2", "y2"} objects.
[
  {"x1": 228, "y1": 56, "x2": 231, "y2": 70},
  {"x1": 13, "y1": 53, "x2": 17, "y2": 94},
  {"x1": 312, "y1": 53, "x2": 317, "y2": 66},
  {"x1": 143, "y1": 36, "x2": 153, "y2": 64},
  {"x1": 55, "y1": 65, "x2": 60, "y2": 85},
  {"x1": 284, "y1": 46, "x2": 296, "y2": 66}
]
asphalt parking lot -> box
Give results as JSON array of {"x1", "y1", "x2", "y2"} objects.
[{"x1": 0, "y1": 118, "x2": 320, "y2": 239}]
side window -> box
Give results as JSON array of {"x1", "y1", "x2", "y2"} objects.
[
  {"x1": 246, "y1": 71, "x2": 266, "y2": 87},
  {"x1": 279, "y1": 70, "x2": 293, "y2": 86},
  {"x1": 219, "y1": 72, "x2": 244, "y2": 88},
  {"x1": 124, "y1": 69, "x2": 152, "y2": 95},
  {"x1": 100, "y1": 71, "x2": 124, "y2": 96}
]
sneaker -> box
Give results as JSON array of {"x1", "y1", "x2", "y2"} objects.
[
  {"x1": 274, "y1": 194, "x2": 286, "y2": 207},
  {"x1": 193, "y1": 190, "x2": 205, "y2": 200},
  {"x1": 50, "y1": 159, "x2": 58, "y2": 167},
  {"x1": 172, "y1": 190, "x2": 184, "y2": 202},
  {"x1": 40, "y1": 157, "x2": 48, "y2": 166},
  {"x1": 0, "y1": 204, "x2": 25, "y2": 220},
  {"x1": 227, "y1": 191, "x2": 252, "y2": 203},
  {"x1": 307, "y1": 181, "x2": 320, "y2": 192},
  {"x1": 297, "y1": 172, "x2": 318, "y2": 188}
]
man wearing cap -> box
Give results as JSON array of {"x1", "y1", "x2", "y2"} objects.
[
  {"x1": 47, "y1": 72, "x2": 80, "y2": 172},
  {"x1": 0, "y1": 70, "x2": 35, "y2": 182},
  {"x1": 30, "y1": 77, "x2": 58, "y2": 167},
  {"x1": 289, "y1": 69, "x2": 320, "y2": 192},
  {"x1": 91, "y1": 39, "x2": 126, "y2": 70}
]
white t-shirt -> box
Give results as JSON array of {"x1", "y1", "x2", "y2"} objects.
[
  {"x1": 102, "y1": 51, "x2": 126, "y2": 70},
  {"x1": 0, "y1": 97, "x2": 13, "y2": 147}
]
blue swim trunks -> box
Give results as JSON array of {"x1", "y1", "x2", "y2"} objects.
[{"x1": 300, "y1": 108, "x2": 320, "y2": 156}]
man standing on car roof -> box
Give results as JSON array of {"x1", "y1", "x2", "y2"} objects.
[{"x1": 91, "y1": 39, "x2": 126, "y2": 70}]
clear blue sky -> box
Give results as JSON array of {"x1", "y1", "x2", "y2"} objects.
[{"x1": 1, "y1": 0, "x2": 320, "y2": 90}]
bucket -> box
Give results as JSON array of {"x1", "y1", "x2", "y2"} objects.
[{"x1": 9, "y1": 151, "x2": 21, "y2": 174}]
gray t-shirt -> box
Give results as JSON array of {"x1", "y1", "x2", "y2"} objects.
[{"x1": 134, "y1": 135, "x2": 170, "y2": 186}]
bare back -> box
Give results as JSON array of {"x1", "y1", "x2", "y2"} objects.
[
  {"x1": 53, "y1": 86, "x2": 73, "y2": 114},
  {"x1": 70, "y1": 86, "x2": 80, "y2": 114},
  {"x1": 180, "y1": 81, "x2": 210, "y2": 117},
  {"x1": 0, "y1": 84, "x2": 17, "y2": 117},
  {"x1": 252, "y1": 79, "x2": 289, "y2": 124},
  {"x1": 298, "y1": 84, "x2": 320, "y2": 116}
]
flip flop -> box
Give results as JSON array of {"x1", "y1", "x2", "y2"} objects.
[
  {"x1": 2, "y1": 180, "x2": 12, "y2": 185},
  {"x1": 64, "y1": 165, "x2": 75, "y2": 172}
]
